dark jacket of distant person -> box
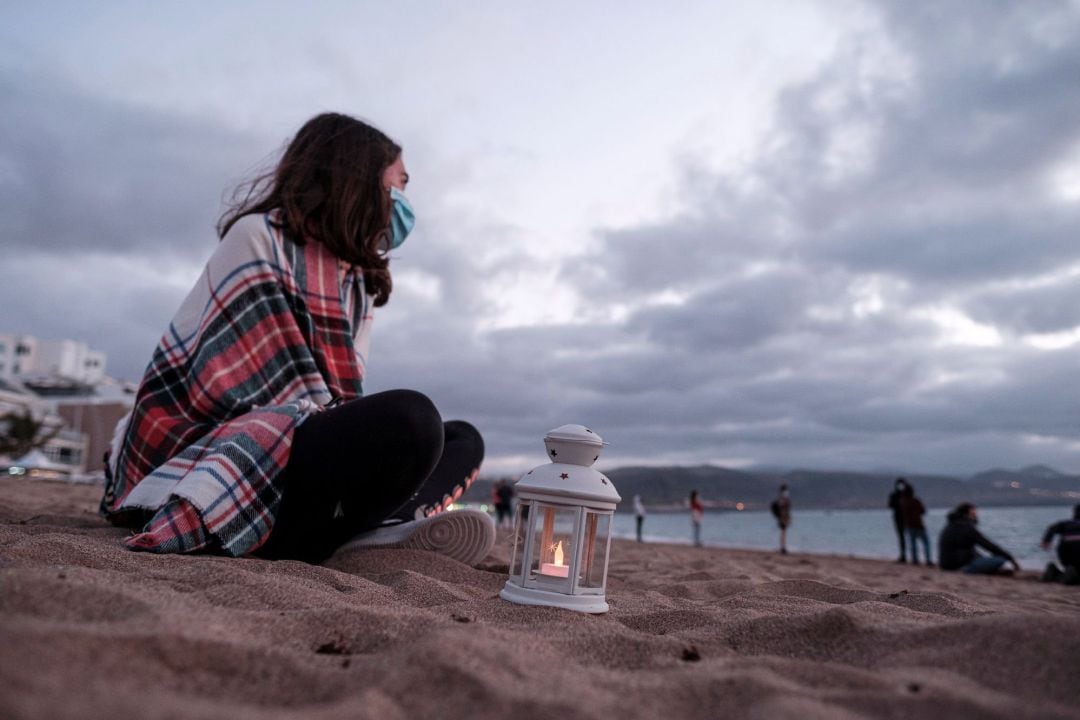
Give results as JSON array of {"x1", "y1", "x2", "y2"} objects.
[
  {"x1": 1041, "y1": 504, "x2": 1080, "y2": 569},
  {"x1": 938, "y1": 505, "x2": 1015, "y2": 571},
  {"x1": 899, "y1": 489, "x2": 926, "y2": 531}
]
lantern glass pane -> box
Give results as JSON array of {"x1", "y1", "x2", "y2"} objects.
[
  {"x1": 509, "y1": 501, "x2": 529, "y2": 579},
  {"x1": 577, "y1": 511, "x2": 611, "y2": 590},
  {"x1": 527, "y1": 504, "x2": 577, "y2": 588}
]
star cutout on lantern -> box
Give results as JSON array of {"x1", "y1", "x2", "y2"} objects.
[{"x1": 560, "y1": 473, "x2": 569, "y2": 479}]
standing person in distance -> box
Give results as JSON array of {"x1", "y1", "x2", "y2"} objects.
[
  {"x1": 900, "y1": 482, "x2": 932, "y2": 566},
  {"x1": 888, "y1": 478, "x2": 909, "y2": 563},
  {"x1": 689, "y1": 490, "x2": 704, "y2": 547},
  {"x1": 633, "y1": 493, "x2": 647, "y2": 543},
  {"x1": 771, "y1": 484, "x2": 792, "y2": 555},
  {"x1": 100, "y1": 112, "x2": 494, "y2": 566}
]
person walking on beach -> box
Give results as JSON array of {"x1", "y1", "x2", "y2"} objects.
[
  {"x1": 938, "y1": 503, "x2": 1019, "y2": 575},
  {"x1": 1040, "y1": 504, "x2": 1080, "y2": 584},
  {"x1": 888, "y1": 478, "x2": 909, "y2": 563},
  {"x1": 493, "y1": 479, "x2": 515, "y2": 529},
  {"x1": 100, "y1": 112, "x2": 494, "y2": 566},
  {"x1": 633, "y1": 494, "x2": 647, "y2": 543},
  {"x1": 689, "y1": 490, "x2": 704, "y2": 547},
  {"x1": 900, "y1": 483, "x2": 932, "y2": 566},
  {"x1": 771, "y1": 484, "x2": 792, "y2": 554},
  {"x1": 491, "y1": 480, "x2": 503, "y2": 522}
]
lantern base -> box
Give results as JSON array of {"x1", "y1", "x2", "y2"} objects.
[{"x1": 499, "y1": 581, "x2": 609, "y2": 614}]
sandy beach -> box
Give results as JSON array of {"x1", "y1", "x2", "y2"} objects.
[{"x1": 2, "y1": 476, "x2": 1079, "y2": 720}]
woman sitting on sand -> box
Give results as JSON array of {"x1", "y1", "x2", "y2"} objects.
[{"x1": 100, "y1": 112, "x2": 495, "y2": 565}]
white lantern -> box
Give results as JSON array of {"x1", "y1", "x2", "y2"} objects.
[{"x1": 500, "y1": 424, "x2": 621, "y2": 614}]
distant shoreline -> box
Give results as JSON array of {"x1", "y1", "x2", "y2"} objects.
[{"x1": 620, "y1": 500, "x2": 1078, "y2": 514}]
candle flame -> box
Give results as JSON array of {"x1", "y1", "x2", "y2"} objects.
[{"x1": 554, "y1": 541, "x2": 564, "y2": 566}]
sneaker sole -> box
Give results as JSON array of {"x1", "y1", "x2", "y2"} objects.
[{"x1": 339, "y1": 509, "x2": 496, "y2": 566}]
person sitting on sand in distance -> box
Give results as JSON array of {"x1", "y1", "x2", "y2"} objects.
[
  {"x1": 899, "y1": 482, "x2": 932, "y2": 566},
  {"x1": 937, "y1": 503, "x2": 1019, "y2": 575},
  {"x1": 888, "y1": 477, "x2": 909, "y2": 563},
  {"x1": 1040, "y1": 503, "x2": 1080, "y2": 585},
  {"x1": 99, "y1": 112, "x2": 494, "y2": 565},
  {"x1": 770, "y1": 484, "x2": 791, "y2": 555}
]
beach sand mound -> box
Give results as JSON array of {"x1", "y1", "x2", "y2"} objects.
[{"x1": 2, "y1": 477, "x2": 1079, "y2": 720}]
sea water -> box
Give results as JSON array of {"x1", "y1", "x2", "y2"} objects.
[{"x1": 613, "y1": 505, "x2": 1073, "y2": 571}]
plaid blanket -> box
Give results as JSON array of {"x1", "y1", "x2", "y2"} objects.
[{"x1": 101, "y1": 213, "x2": 369, "y2": 556}]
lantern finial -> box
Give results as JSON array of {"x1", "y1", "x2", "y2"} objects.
[{"x1": 543, "y1": 424, "x2": 606, "y2": 467}]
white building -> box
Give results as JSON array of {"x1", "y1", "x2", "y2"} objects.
[
  {"x1": 0, "y1": 334, "x2": 107, "y2": 384},
  {"x1": 0, "y1": 335, "x2": 32, "y2": 378},
  {"x1": 0, "y1": 334, "x2": 134, "y2": 479}
]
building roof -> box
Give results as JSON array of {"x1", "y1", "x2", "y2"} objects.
[{"x1": 0, "y1": 377, "x2": 31, "y2": 396}]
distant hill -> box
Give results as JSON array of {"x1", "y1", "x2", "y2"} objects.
[{"x1": 462, "y1": 464, "x2": 1080, "y2": 511}]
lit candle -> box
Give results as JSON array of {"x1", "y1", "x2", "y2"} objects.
[{"x1": 540, "y1": 541, "x2": 569, "y2": 578}]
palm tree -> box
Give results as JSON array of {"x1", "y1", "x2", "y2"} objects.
[{"x1": 0, "y1": 407, "x2": 62, "y2": 459}]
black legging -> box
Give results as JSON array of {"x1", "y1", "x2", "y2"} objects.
[
  {"x1": 258, "y1": 389, "x2": 484, "y2": 562},
  {"x1": 893, "y1": 515, "x2": 907, "y2": 560},
  {"x1": 1061, "y1": 542, "x2": 1080, "y2": 571}
]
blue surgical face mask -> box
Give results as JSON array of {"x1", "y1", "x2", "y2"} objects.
[{"x1": 389, "y1": 186, "x2": 415, "y2": 249}]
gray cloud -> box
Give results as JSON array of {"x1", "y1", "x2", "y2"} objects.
[
  {"x1": 965, "y1": 281, "x2": 1080, "y2": 335},
  {"x1": 2, "y1": 253, "x2": 191, "y2": 380},
  {"x1": 543, "y1": 1, "x2": 1080, "y2": 474},
  {"x1": 1, "y1": 69, "x2": 269, "y2": 260},
  {"x1": 6, "y1": 2, "x2": 1080, "y2": 477},
  {"x1": 1, "y1": 68, "x2": 273, "y2": 379}
]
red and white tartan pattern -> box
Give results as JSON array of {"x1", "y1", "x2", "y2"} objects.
[{"x1": 101, "y1": 213, "x2": 367, "y2": 556}]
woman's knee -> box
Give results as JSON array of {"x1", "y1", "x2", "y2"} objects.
[
  {"x1": 368, "y1": 389, "x2": 435, "y2": 410},
  {"x1": 370, "y1": 389, "x2": 444, "y2": 462},
  {"x1": 367, "y1": 389, "x2": 440, "y2": 432},
  {"x1": 445, "y1": 419, "x2": 483, "y2": 446},
  {"x1": 444, "y1": 420, "x2": 485, "y2": 464}
]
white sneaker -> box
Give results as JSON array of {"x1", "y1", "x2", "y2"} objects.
[{"x1": 339, "y1": 509, "x2": 495, "y2": 566}]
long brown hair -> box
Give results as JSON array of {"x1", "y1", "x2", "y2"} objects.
[{"x1": 218, "y1": 112, "x2": 401, "y2": 306}]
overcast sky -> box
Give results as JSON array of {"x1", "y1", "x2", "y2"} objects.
[{"x1": 4, "y1": 1, "x2": 1080, "y2": 477}]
